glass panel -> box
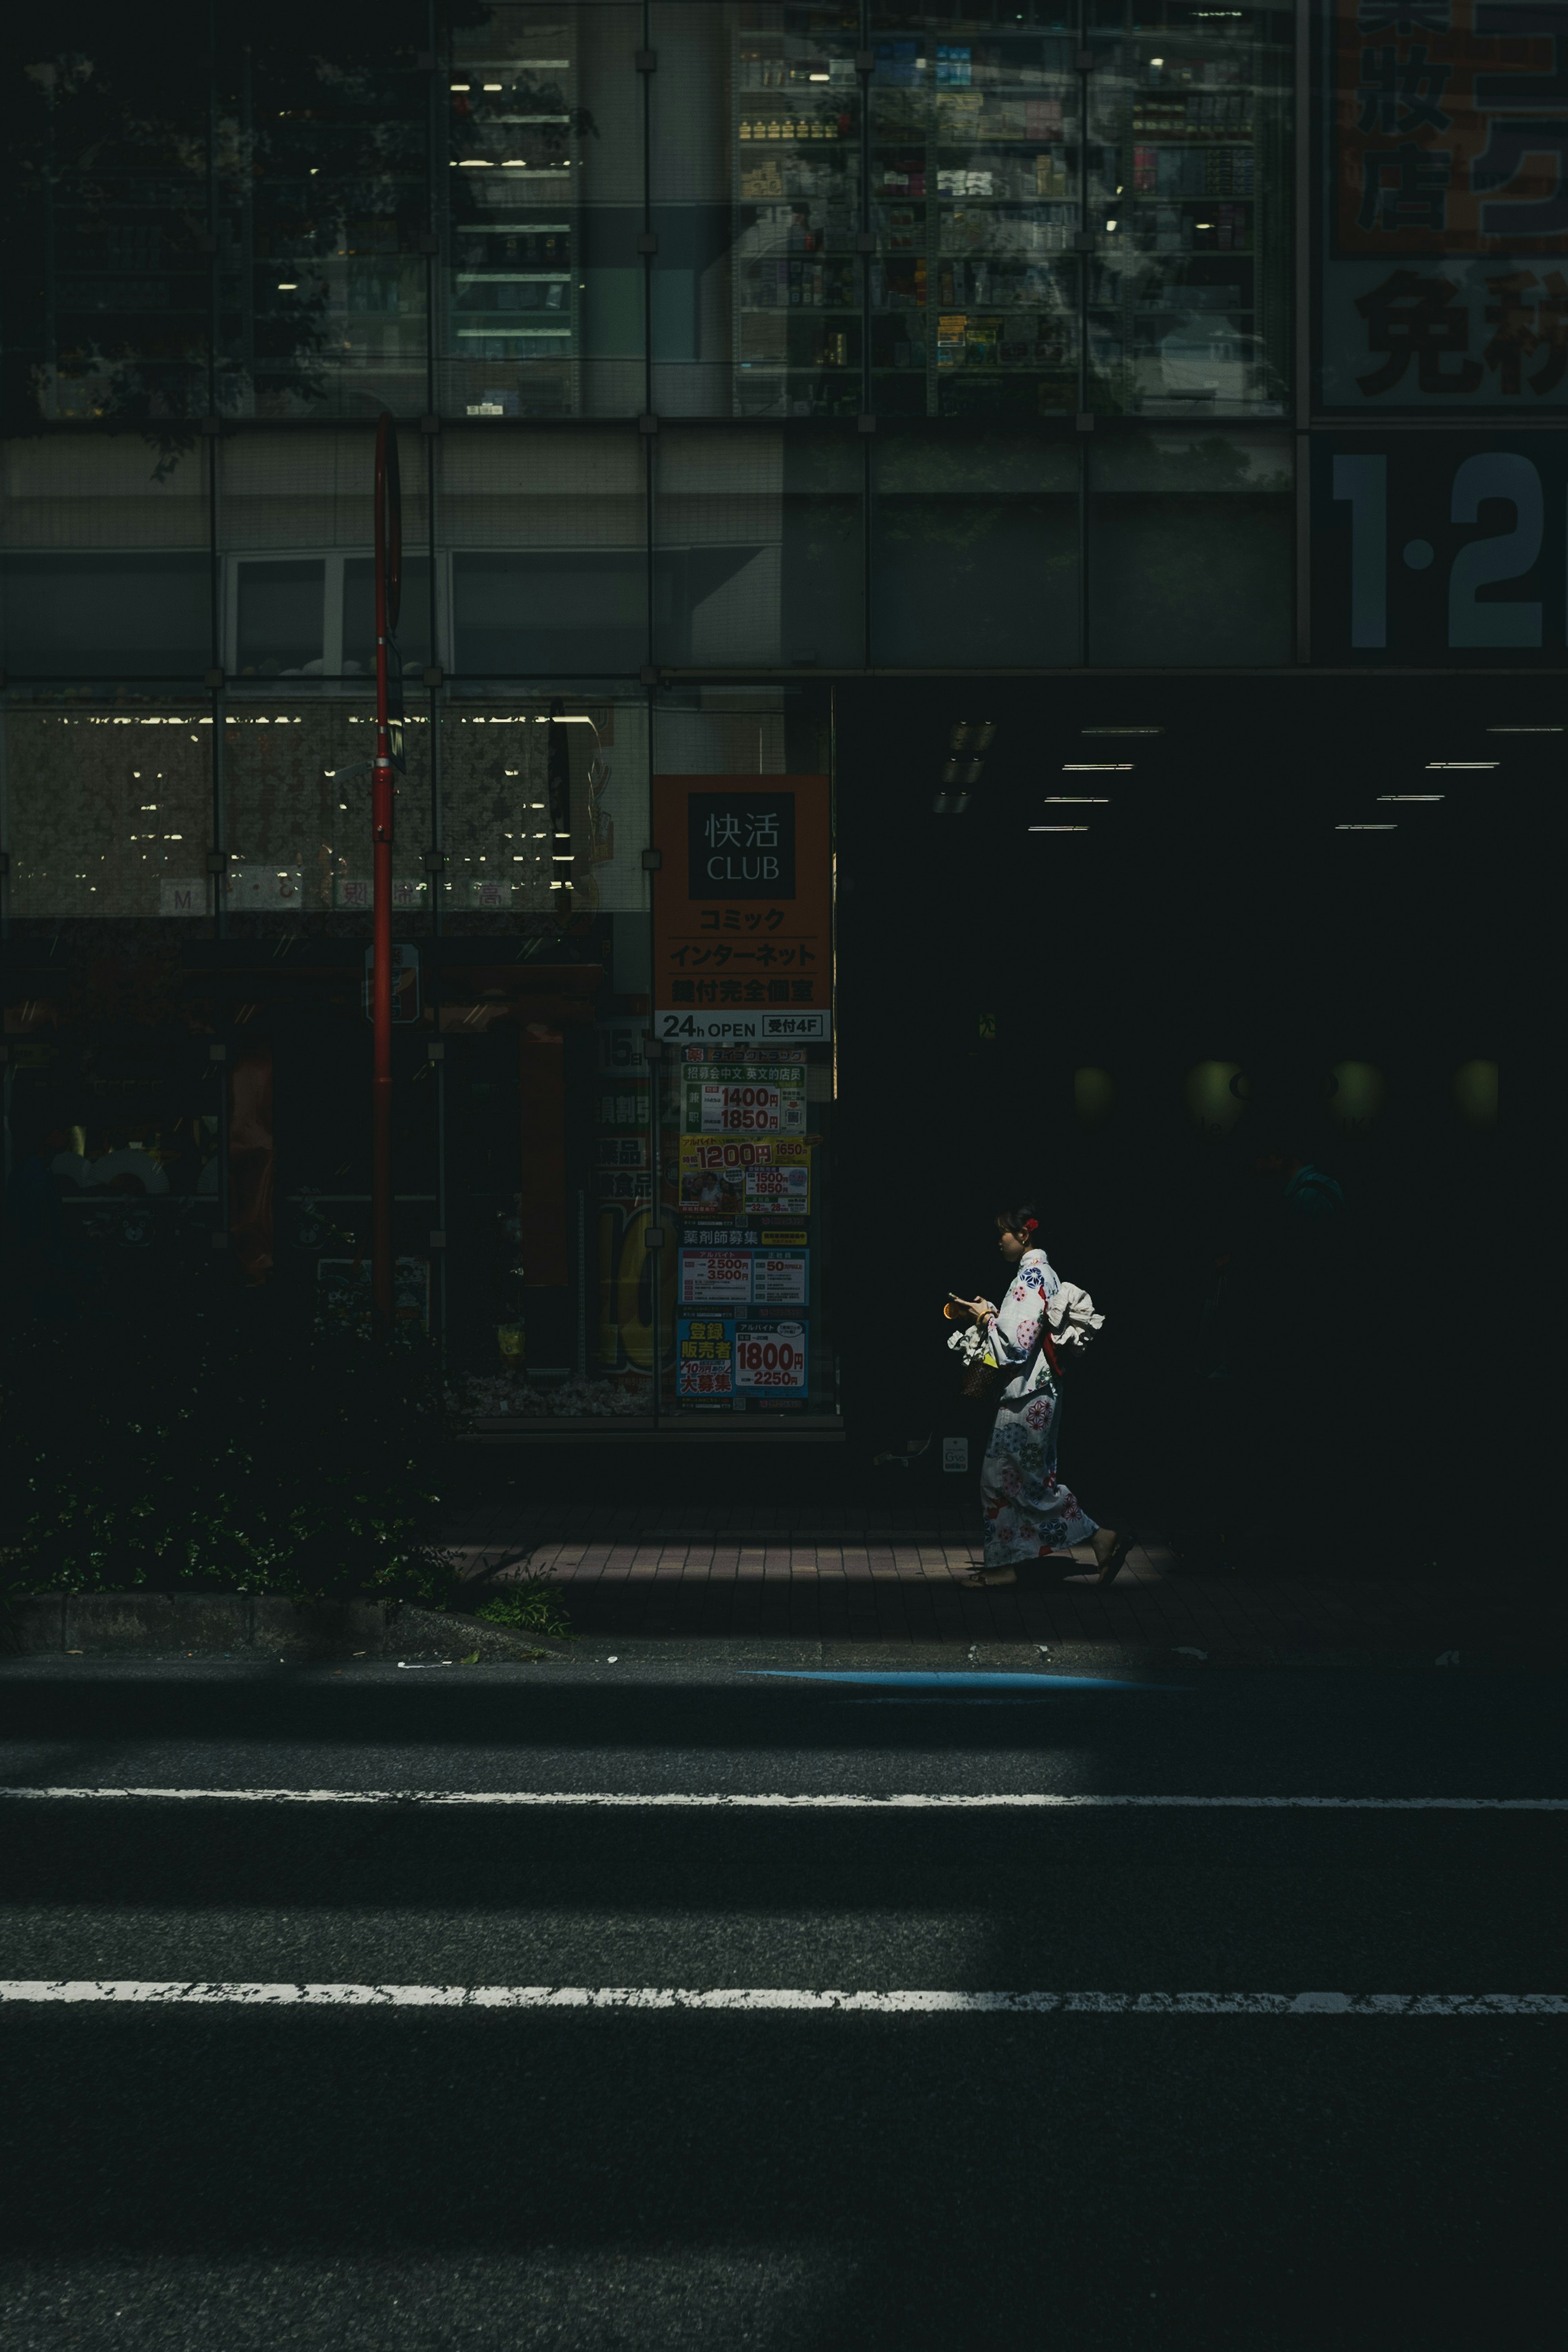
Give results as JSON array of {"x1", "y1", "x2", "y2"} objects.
[
  {"x1": 440, "y1": 3, "x2": 646, "y2": 421},
  {"x1": 222, "y1": 697, "x2": 434, "y2": 918},
  {"x1": 650, "y1": 703, "x2": 836, "y2": 1422},
  {"x1": 236, "y1": 560, "x2": 325, "y2": 677},
  {"x1": 2, "y1": 555, "x2": 212, "y2": 682},
  {"x1": 1, "y1": 437, "x2": 213, "y2": 679},
  {"x1": 1086, "y1": 428, "x2": 1292, "y2": 662},
  {"x1": 1319, "y1": 0, "x2": 1568, "y2": 414},
  {"x1": 4, "y1": 991, "x2": 225, "y2": 1315},
  {"x1": 437, "y1": 694, "x2": 657, "y2": 1421},
  {"x1": 15, "y1": 21, "x2": 212, "y2": 423},
  {"x1": 5, "y1": 704, "x2": 214, "y2": 917},
  {"x1": 443, "y1": 426, "x2": 648, "y2": 674},
  {"x1": 214, "y1": 27, "x2": 430, "y2": 419},
  {"x1": 871, "y1": 428, "x2": 1078, "y2": 662},
  {"x1": 441, "y1": 697, "x2": 650, "y2": 919},
  {"x1": 220, "y1": 428, "x2": 434, "y2": 681},
  {"x1": 343, "y1": 557, "x2": 435, "y2": 677},
  {"x1": 655, "y1": 0, "x2": 862, "y2": 421},
  {"x1": 1085, "y1": 2, "x2": 1291, "y2": 418},
  {"x1": 653, "y1": 427, "x2": 863, "y2": 665},
  {"x1": 869, "y1": 4, "x2": 1082, "y2": 418}
]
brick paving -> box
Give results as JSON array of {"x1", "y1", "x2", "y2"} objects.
[{"x1": 441, "y1": 1499, "x2": 1562, "y2": 1663}]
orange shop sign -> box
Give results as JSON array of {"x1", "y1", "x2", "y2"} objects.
[{"x1": 651, "y1": 774, "x2": 831, "y2": 1025}]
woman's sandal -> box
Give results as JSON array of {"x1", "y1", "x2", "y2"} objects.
[{"x1": 1092, "y1": 1529, "x2": 1138, "y2": 1586}]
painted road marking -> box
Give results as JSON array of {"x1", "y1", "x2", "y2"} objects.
[
  {"x1": 0, "y1": 1982, "x2": 1563, "y2": 2016},
  {"x1": 744, "y1": 1670, "x2": 1178, "y2": 1690},
  {"x1": 2, "y1": 1789, "x2": 1566, "y2": 1811}
]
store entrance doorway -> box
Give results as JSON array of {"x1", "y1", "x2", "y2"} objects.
[{"x1": 834, "y1": 673, "x2": 1514, "y2": 1568}]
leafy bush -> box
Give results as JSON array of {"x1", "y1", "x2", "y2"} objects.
[
  {"x1": 474, "y1": 1575, "x2": 572, "y2": 1640},
  {"x1": 0, "y1": 1317, "x2": 455, "y2": 1606}
]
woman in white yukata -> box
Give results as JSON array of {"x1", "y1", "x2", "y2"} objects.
[{"x1": 954, "y1": 1203, "x2": 1134, "y2": 1588}]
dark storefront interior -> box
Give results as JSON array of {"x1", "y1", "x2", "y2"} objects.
[
  {"x1": 2, "y1": 669, "x2": 1509, "y2": 1562},
  {"x1": 833, "y1": 671, "x2": 1509, "y2": 1560}
]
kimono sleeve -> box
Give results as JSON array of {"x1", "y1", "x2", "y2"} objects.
[{"x1": 990, "y1": 1263, "x2": 1048, "y2": 1368}]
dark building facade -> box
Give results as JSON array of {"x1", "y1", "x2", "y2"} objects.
[{"x1": 0, "y1": 4, "x2": 1523, "y2": 1508}]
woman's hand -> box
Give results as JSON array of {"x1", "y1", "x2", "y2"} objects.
[{"x1": 956, "y1": 1297, "x2": 993, "y2": 1325}]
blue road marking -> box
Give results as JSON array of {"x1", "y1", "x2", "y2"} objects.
[{"x1": 742, "y1": 1671, "x2": 1182, "y2": 1693}]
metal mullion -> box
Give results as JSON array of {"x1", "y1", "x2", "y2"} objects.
[
  {"x1": 1076, "y1": 0, "x2": 1089, "y2": 668},
  {"x1": 1294, "y1": 0, "x2": 1312, "y2": 665},
  {"x1": 860, "y1": 0, "x2": 873, "y2": 666},
  {"x1": 426, "y1": 0, "x2": 447, "y2": 1342}
]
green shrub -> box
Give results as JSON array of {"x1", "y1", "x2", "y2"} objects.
[
  {"x1": 474, "y1": 1575, "x2": 572, "y2": 1640},
  {"x1": 0, "y1": 1317, "x2": 455, "y2": 1607}
]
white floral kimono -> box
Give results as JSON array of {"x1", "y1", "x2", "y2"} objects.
[{"x1": 979, "y1": 1248, "x2": 1098, "y2": 1569}]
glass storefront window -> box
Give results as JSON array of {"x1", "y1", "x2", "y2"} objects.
[
  {"x1": 869, "y1": 5, "x2": 1082, "y2": 419},
  {"x1": 443, "y1": 3, "x2": 645, "y2": 421},
  {"x1": 648, "y1": 702, "x2": 837, "y2": 1423},
  {"x1": 214, "y1": 38, "x2": 430, "y2": 420},
  {"x1": 1085, "y1": 2, "x2": 1291, "y2": 418},
  {"x1": 718, "y1": 3, "x2": 865, "y2": 421},
  {"x1": 223, "y1": 697, "x2": 434, "y2": 919},
  {"x1": 436, "y1": 694, "x2": 658, "y2": 1419},
  {"x1": 20, "y1": 41, "x2": 212, "y2": 424},
  {"x1": 6, "y1": 706, "x2": 215, "y2": 919}
]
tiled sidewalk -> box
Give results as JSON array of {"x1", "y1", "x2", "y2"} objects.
[{"x1": 443, "y1": 1501, "x2": 1559, "y2": 1664}]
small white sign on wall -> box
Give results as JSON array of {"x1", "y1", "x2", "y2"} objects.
[{"x1": 942, "y1": 1437, "x2": 969, "y2": 1474}]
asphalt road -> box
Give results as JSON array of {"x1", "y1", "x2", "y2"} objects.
[{"x1": 1, "y1": 1656, "x2": 1564, "y2": 2351}]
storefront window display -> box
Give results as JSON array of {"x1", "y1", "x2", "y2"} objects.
[
  {"x1": 1085, "y1": 2, "x2": 1292, "y2": 417},
  {"x1": 444, "y1": 3, "x2": 647, "y2": 423},
  {"x1": 864, "y1": 2, "x2": 1290, "y2": 418},
  {"x1": 869, "y1": 4, "x2": 1082, "y2": 417},
  {"x1": 648, "y1": 757, "x2": 835, "y2": 1422},
  {"x1": 722, "y1": 4, "x2": 867, "y2": 420},
  {"x1": 0, "y1": 674, "x2": 836, "y2": 1430}
]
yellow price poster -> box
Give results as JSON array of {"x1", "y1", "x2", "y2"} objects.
[{"x1": 677, "y1": 1134, "x2": 810, "y2": 1219}]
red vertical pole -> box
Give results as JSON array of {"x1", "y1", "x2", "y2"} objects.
[{"x1": 371, "y1": 414, "x2": 394, "y2": 1338}]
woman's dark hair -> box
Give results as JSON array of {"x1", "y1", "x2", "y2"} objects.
[{"x1": 996, "y1": 1201, "x2": 1042, "y2": 1239}]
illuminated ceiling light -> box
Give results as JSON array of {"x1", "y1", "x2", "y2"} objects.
[
  {"x1": 1425, "y1": 760, "x2": 1496, "y2": 769},
  {"x1": 1062, "y1": 762, "x2": 1130, "y2": 771},
  {"x1": 1031, "y1": 825, "x2": 1089, "y2": 832},
  {"x1": 502, "y1": 158, "x2": 526, "y2": 166},
  {"x1": 458, "y1": 158, "x2": 489, "y2": 167},
  {"x1": 277, "y1": 281, "x2": 298, "y2": 290},
  {"x1": 808, "y1": 71, "x2": 830, "y2": 80},
  {"x1": 483, "y1": 81, "x2": 503, "y2": 90},
  {"x1": 450, "y1": 82, "x2": 470, "y2": 90}
]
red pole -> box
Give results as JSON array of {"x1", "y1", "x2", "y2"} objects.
[{"x1": 371, "y1": 415, "x2": 394, "y2": 1339}]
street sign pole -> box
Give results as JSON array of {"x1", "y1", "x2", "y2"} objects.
[{"x1": 371, "y1": 413, "x2": 401, "y2": 1339}]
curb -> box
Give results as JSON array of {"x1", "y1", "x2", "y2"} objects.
[
  {"x1": 0, "y1": 1594, "x2": 549, "y2": 1663},
  {"x1": 0, "y1": 1600, "x2": 1537, "y2": 1675}
]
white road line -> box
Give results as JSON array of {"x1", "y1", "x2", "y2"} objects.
[
  {"x1": 0, "y1": 1982, "x2": 1564, "y2": 2016},
  {"x1": 1, "y1": 1788, "x2": 1566, "y2": 1811}
]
